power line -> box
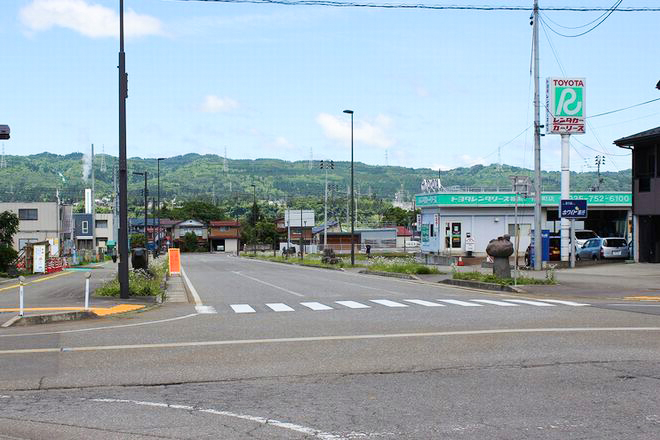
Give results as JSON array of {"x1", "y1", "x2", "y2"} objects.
[
  {"x1": 540, "y1": 0, "x2": 622, "y2": 38},
  {"x1": 174, "y1": 0, "x2": 660, "y2": 12},
  {"x1": 588, "y1": 97, "x2": 660, "y2": 119}
]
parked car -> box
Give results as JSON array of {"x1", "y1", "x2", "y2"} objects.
[
  {"x1": 574, "y1": 230, "x2": 599, "y2": 249},
  {"x1": 576, "y1": 237, "x2": 629, "y2": 260}
]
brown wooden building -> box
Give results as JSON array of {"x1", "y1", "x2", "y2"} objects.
[
  {"x1": 209, "y1": 220, "x2": 241, "y2": 253},
  {"x1": 615, "y1": 126, "x2": 660, "y2": 262}
]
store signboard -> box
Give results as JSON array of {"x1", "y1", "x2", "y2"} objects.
[
  {"x1": 546, "y1": 77, "x2": 586, "y2": 135},
  {"x1": 416, "y1": 192, "x2": 630, "y2": 207}
]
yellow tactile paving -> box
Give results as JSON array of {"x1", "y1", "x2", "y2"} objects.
[
  {"x1": 0, "y1": 304, "x2": 145, "y2": 316},
  {"x1": 624, "y1": 296, "x2": 660, "y2": 301}
]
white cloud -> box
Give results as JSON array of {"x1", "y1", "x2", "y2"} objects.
[
  {"x1": 431, "y1": 163, "x2": 452, "y2": 171},
  {"x1": 316, "y1": 113, "x2": 395, "y2": 148},
  {"x1": 200, "y1": 95, "x2": 239, "y2": 113},
  {"x1": 267, "y1": 136, "x2": 295, "y2": 150},
  {"x1": 20, "y1": 0, "x2": 163, "y2": 38}
]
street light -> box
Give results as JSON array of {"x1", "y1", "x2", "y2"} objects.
[
  {"x1": 157, "y1": 157, "x2": 165, "y2": 253},
  {"x1": 118, "y1": 0, "x2": 129, "y2": 298},
  {"x1": 343, "y1": 109, "x2": 355, "y2": 266},
  {"x1": 133, "y1": 171, "x2": 148, "y2": 248}
]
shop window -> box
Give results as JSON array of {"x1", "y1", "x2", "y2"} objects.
[
  {"x1": 639, "y1": 177, "x2": 651, "y2": 193},
  {"x1": 82, "y1": 221, "x2": 89, "y2": 234}
]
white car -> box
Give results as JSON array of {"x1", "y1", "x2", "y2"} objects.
[
  {"x1": 574, "y1": 230, "x2": 599, "y2": 249},
  {"x1": 404, "y1": 240, "x2": 420, "y2": 247}
]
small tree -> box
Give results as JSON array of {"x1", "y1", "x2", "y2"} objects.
[
  {"x1": 256, "y1": 219, "x2": 279, "y2": 256},
  {"x1": 181, "y1": 232, "x2": 199, "y2": 252},
  {"x1": 0, "y1": 211, "x2": 19, "y2": 272},
  {"x1": 130, "y1": 233, "x2": 146, "y2": 249}
]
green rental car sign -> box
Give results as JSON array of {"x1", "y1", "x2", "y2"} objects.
[{"x1": 546, "y1": 77, "x2": 586, "y2": 135}]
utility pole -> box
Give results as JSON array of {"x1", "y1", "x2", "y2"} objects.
[
  {"x1": 320, "y1": 159, "x2": 334, "y2": 250},
  {"x1": 91, "y1": 144, "x2": 96, "y2": 260},
  {"x1": 532, "y1": 0, "x2": 543, "y2": 271},
  {"x1": 118, "y1": 0, "x2": 129, "y2": 298}
]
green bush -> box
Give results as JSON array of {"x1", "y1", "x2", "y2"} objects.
[
  {"x1": 130, "y1": 233, "x2": 146, "y2": 248},
  {"x1": 96, "y1": 258, "x2": 168, "y2": 298},
  {"x1": 452, "y1": 271, "x2": 556, "y2": 285},
  {"x1": 0, "y1": 245, "x2": 18, "y2": 272},
  {"x1": 368, "y1": 257, "x2": 442, "y2": 275}
]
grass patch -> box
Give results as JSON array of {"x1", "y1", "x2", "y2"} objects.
[
  {"x1": 95, "y1": 257, "x2": 169, "y2": 298},
  {"x1": 368, "y1": 257, "x2": 443, "y2": 275},
  {"x1": 452, "y1": 271, "x2": 556, "y2": 285},
  {"x1": 247, "y1": 254, "x2": 367, "y2": 269}
]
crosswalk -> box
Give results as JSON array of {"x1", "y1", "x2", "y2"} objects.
[{"x1": 217, "y1": 298, "x2": 589, "y2": 314}]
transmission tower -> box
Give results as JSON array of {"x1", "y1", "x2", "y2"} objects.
[
  {"x1": 309, "y1": 148, "x2": 313, "y2": 170},
  {"x1": 223, "y1": 147, "x2": 228, "y2": 173},
  {"x1": 100, "y1": 145, "x2": 107, "y2": 172},
  {"x1": 0, "y1": 144, "x2": 6, "y2": 169}
]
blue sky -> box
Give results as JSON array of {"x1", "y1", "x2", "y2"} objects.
[{"x1": 2, "y1": 0, "x2": 659, "y2": 173}]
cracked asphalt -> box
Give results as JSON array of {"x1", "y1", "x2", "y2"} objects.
[{"x1": 0, "y1": 253, "x2": 659, "y2": 439}]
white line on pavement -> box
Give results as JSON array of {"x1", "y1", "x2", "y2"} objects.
[
  {"x1": 266, "y1": 303, "x2": 295, "y2": 312},
  {"x1": 437, "y1": 299, "x2": 483, "y2": 307},
  {"x1": 369, "y1": 299, "x2": 408, "y2": 308},
  {"x1": 3, "y1": 327, "x2": 660, "y2": 355},
  {"x1": 195, "y1": 305, "x2": 217, "y2": 314},
  {"x1": 403, "y1": 299, "x2": 445, "y2": 307},
  {"x1": 230, "y1": 304, "x2": 257, "y2": 314},
  {"x1": 232, "y1": 271, "x2": 305, "y2": 297},
  {"x1": 471, "y1": 299, "x2": 519, "y2": 306},
  {"x1": 89, "y1": 398, "x2": 348, "y2": 440},
  {"x1": 504, "y1": 299, "x2": 555, "y2": 306},
  {"x1": 181, "y1": 266, "x2": 202, "y2": 306},
  {"x1": 335, "y1": 301, "x2": 371, "y2": 309},
  {"x1": 300, "y1": 302, "x2": 334, "y2": 311},
  {"x1": 538, "y1": 300, "x2": 589, "y2": 306}
]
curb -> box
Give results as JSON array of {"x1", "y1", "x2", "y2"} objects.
[
  {"x1": 440, "y1": 278, "x2": 526, "y2": 293},
  {"x1": 243, "y1": 256, "x2": 345, "y2": 271},
  {"x1": 2, "y1": 311, "x2": 99, "y2": 328},
  {"x1": 359, "y1": 269, "x2": 420, "y2": 280}
]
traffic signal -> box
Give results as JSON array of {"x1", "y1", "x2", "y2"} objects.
[
  {"x1": 319, "y1": 160, "x2": 324, "y2": 169},
  {"x1": 330, "y1": 160, "x2": 334, "y2": 169}
]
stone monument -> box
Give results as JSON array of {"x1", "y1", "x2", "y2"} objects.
[{"x1": 486, "y1": 234, "x2": 514, "y2": 278}]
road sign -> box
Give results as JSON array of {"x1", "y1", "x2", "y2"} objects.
[
  {"x1": 560, "y1": 199, "x2": 587, "y2": 218},
  {"x1": 546, "y1": 78, "x2": 586, "y2": 135}
]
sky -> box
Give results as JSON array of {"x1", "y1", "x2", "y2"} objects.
[{"x1": 2, "y1": 0, "x2": 660, "y2": 174}]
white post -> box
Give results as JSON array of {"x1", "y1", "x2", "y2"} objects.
[
  {"x1": 84, "y1": 272, "x2": 91, "y2": 311},
  {"x1": 560, "y1": 133, "x2": 571, "y2": 262},
  {"x1": 514, "y1": 194, "x2": 519, "y2": 286},
  {"x1": 18, "y1": 276, "x2": 25, "y2": 317},
  {"x1": 324, "y1": 165, "x2": 328, "y2": 250}
]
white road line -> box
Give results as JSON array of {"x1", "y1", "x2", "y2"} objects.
[
  {"x1": 437, "y1": 299, "x2": 483, "y2": 307},
  {"x1": 370, "y1": 299, "x2": 408, "y2": 308},
  {"x1": 230, "y1": 304, "x2": 256, "y2": 314},
  {"x1": 180, "y1": 266, "x2": 202, "y2": 306},
  {"x1": 504, "y1": 299, "x2": 555, "y2": 307},
  {"x1": 404, "y1": 299, "x2": 445, "y2": 307},
  {"x1": 300, "y1": 302, "x2": 333, "y2": 311},
  {"x1": 232, "y1": 271, "x2": 305, "y2": 297},
  {"x1": 471, "y1": 299, "x2": 519, "y2": 306},
  {"x1": 266, "y1": 303, "x2": 295, "y2": 312},
  {"x1": 90, "y1": 398, "x2": 348, "y2": 440},
  {"x1": 4, "y1": 327, "x2": 660, "y2": 355},
  {"x1": 537, "y1": 300, "x2": 590, "y2": 306},
  {"x1": 335, "y1": 301, "x2": 370, "y2": 309},
  {"x1": 195, "y1": 305, "x2": 217, "y2": 314}
]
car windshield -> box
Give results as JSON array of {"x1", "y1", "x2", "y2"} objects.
[
  {"x1": 575, "y1": 231, "x2": 598, "y2": 239},
  {"x1": 604, "y1": 238, "x2": 627, "y2": 247}
]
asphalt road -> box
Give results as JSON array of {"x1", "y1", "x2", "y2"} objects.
[{"x1": 0, "y1": 253, "x2": 658, "y2": 439}]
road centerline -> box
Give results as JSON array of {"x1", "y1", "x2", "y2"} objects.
[{"x1": 231, "y1": 271, "x2": 305, "y2": 297}]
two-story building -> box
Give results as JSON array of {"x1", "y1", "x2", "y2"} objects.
[
  {"x1": 72, "y1": 213, "x2": 114, "y2": 251},
  {"x1": 615, "y1": 126, "x2": 660, "y2": 262},
  {"x1": 0, "y1": 202, "x2": 71, "y2": 255},
  {"x1": 209, "y1": 220, "x2": 241, "y2": 253},
  {"x1": 172, "y1": 219, "x2": 208, "y2": 248}
]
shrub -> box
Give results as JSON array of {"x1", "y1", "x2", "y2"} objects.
[
  {"x1": 0, "y1": 245, "x2": 18, "y2": 272},
  {"x1": 96, "y1": 257, "x2": 168, "y2": 298},
  {"x1": 452, "y1": 271, "x2": 556, "y2": 285}
]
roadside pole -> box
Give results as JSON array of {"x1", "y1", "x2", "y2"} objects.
[
  {"x1": 570, "y1": 219, "x2": 576, "y2": 268},
  {"x1": 560, "y1": 133, "x2": 571, "y2": 263},
  {"x1": 18, "y1": 276, "x2": 25, "y2": 317},
  {"x1": 84, "y1": 272, "x2": 91, "y2": 311}
]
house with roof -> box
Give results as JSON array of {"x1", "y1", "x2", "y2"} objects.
[{"x1": 209, "y1": 220, "x2": 241, "y2": 253}]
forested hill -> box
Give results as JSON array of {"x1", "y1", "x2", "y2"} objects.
[{"x1": 0, "y1": 152, "x2": 631, "y2": 205}]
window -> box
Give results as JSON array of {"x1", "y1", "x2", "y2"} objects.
[
  {"x1": 508, "y1": 223, "x2": 531, "y2": 237},
  {"x1": 18, "y1": 209, "x2": 38, "y2": 220},
  {"x1": 639, "y1": 177, "x2": 651, "y2": 193},
  {"x1": 96, "y1": 220, "x2": 108, "y2": 229},
  {"x1": 82, "y1": 220, "x2": 89, "y2": 234},
  {"x1": 18, "y1": 238, "x2": 38, "y2": 250}
]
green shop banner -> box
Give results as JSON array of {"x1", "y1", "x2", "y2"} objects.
[{"x1": 416, "y1": 192, "x2": 631, "y2": 208}]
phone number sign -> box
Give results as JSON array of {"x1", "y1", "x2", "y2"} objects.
[
  {"x1": 560, "y1": 199, "x2": 588, "y2": 218},
  {"x1": 546, "y1": 77, "x2": 586, "y2": 135}
]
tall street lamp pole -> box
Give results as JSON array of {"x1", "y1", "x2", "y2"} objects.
[
  {"x1": 343, "y1": 110, "x2": 354, "y2": 266},
  {"x1": 118, "y1": 0, "x2": 129, "y2": 298},
  {"x1": 157, "y1": 157, "x2": 164, "y2": 252}
]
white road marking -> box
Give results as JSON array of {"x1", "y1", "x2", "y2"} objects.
[
  {"x1": 504, "y1": 299, "x2": 555, "y2": 307},
  {"x1": 300, "y1": 302, "x2": 333, "y2": 311},
  {"x1": 195, "y1": 305, "x2": 217, "y2": 314},
  {"x1": 370, "y1": 299, "x2": 408, "y2": 308},
  {"x1": 180, "y1": 266, "x2": 202, "y2": 306},
  {"x1": 471, "y1": 299, "x2": 519, "y2": 306},
  {"x1": 232, "y1": 271, "x2": 305, "y2": 297},
  {"x1": 4, "y1": 327, "x2": 660, "y2": 355},
  {"x1": 266, "y1": 303, "x2": 295, "y2": 312},
  {"x1": 404, "y1": 299, "x2": 445, "y2": 307},
  {"x1": 230, "y1": 304, "x2": 256, "y2": 314},
  {"x1": 538, "y1": 300, "x2": 589, "y2": 306},
  {"x1": 0, "y1": 313, "x2": 199, "y2": 339},
  {"x1": 335, "y1": 301, "x2": 370, "y2": 309},
  {"x1": 437, "y1": 299, "x2": 483, "y2": 307},
  {"x1": 90, "y1": 398, "x2": 348, "y2": 440}
]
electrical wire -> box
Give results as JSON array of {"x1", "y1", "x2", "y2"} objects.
[
  {"x1": 539, "y1": 0, "x2": 621, "y2": 29},
  {"x1": 588, "y1": 98, "x2": 660, "y2": 119},
  {"x1": 540, "y1": 0, "x2": 622, "y2": 38}
]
